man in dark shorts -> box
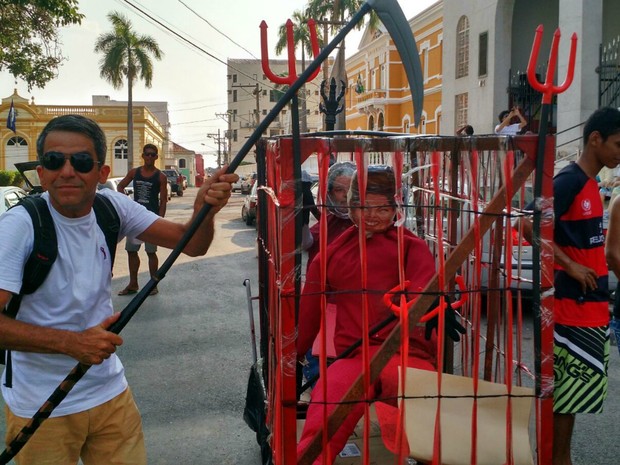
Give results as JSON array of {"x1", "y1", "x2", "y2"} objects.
[
  {"x1": 117, "y1": 144, "x2": 168, "y2": 296},
  {"x1": 521, "y1": 107, "x2": 620, "y2": 465}
]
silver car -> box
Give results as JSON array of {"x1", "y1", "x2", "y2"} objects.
[{"x1": 0, "y1": 186, "x2": 28, "y2": 216}]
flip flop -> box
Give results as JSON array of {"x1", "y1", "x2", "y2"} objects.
[
  {"x1": 149, "y1": 288, "x2": 159, "y2": 296},
  {"x1": 118, "y1": 287, "x2": 138, "y2": 296}
]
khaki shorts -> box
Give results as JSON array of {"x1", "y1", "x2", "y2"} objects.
[
  {"x1": 5, "y1": 387, "x2": 146, "y2": 465},
  {"x1": 125, "y1": 236, "x2": 157, "y2": 254}
]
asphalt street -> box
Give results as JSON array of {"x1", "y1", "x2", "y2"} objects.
[{"x1": 0, "y1": 187, "x2": 618, "y2": 464}]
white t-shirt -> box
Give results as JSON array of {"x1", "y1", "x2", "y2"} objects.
[
  {"x1": 494, "y1": 123, "x2": 521, "y2": 135},
  {"x1": 0, "y1": 189, "x2": 159, "y2": 417}
]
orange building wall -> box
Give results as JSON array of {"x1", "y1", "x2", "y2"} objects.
[{"x1": 345, "y1": 9, "x2": 443, "y2": 135}]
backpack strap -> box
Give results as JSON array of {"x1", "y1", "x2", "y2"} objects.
[
  {"x1": 92, "y1": 193, "x2": 121, "y2": 269},
  {"x1": 5, "y1": 196, "x2": 57, "y2": 317},
  {"x1": 3, "y1": 196, "x2": 57, "y2": 387}
]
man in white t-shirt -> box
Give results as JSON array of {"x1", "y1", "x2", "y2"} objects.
[
  {"x1": 494, "y1": 107, "x2": 527, "y2": 135},
  {"x1": 0, "y1": 115, "x2": 238, "y2": 464}
]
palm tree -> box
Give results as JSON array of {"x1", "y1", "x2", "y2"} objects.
[
  {"x1": 306, "y1": 0, "x2": 378, "y2": 129},
  {"x1": 275, "y1": 9, "x2": 320, "y2": 133},
  {"x1": 95, "y1": 12, "x2": 163, "y2": 169}
]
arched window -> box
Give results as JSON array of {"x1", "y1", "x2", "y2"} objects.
[
  {"x1": 403, "y1": 117, "x2": 411, "y2": 133},
  {"x1": 456, "y1": 16, "x2": 470, "y2": 78},
  {"x1": 368, "y1": 115, "x2": 375, "y2": 131},
  {"x1": 378, "y1": 113, "x2": 384, "y2": 131},
  {"x1": 179, "y1": 158, "x2": 186, "y2": 169},
  {"x1": 5, "y1": 136, "x2": 29, "y2": 170},
  {"x1": 114, "y1": 139, "x2": 128, "y2": 160},
  {"x1": 7, "y1": 136, "x2": 27, "y2": 147}
]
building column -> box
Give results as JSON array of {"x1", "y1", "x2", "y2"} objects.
[{"x1": 556, "y1": 0, "x2": 603, "y2": 156}]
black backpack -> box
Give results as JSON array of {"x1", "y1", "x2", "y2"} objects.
[{"x1": 1, "y1": 193, "x2": 121, "y2": 388}]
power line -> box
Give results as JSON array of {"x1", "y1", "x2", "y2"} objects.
[
  {"x1": 119, "y1": 0, "x2": 279, "y2": 90},
  {"x1": 177, "y1": 0, "x2": 259, "y2": 60},
  {"x1": 119, "y1": 0, "x2": 318, "y2": 104}
]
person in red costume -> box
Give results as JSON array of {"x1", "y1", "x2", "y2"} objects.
[
  {"x1": 301, "y1": 162, "x2": 355, "y2": 386},
  {"x1": 296, "y1": 165, "x2": 462, "y2": 463},
  {"x1": 305, "y1": 161, "x2": 356, "y2": 266}
]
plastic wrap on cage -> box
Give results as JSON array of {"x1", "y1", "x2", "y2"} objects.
[{"x1": 248, "y1": 133, "x2": 553, "y2": 465}]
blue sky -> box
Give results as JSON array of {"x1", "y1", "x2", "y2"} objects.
[{"x1": 1, "y1": 0, "x2": 435, "y2": 159}]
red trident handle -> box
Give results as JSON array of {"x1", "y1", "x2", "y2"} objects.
[
  {"x1": 260, "y1": 18, "x2": 320, "y2": 85},
  {"x1": 527, "y1": 25, "x2": 577, "y2": 104}
]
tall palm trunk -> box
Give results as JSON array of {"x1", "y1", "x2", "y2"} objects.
[{"x1": 127, "y1": 70, "x2": 134, "y2": 169}]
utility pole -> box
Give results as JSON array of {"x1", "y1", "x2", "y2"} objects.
[
  {"x1": 215, "y1": 110, "x2": 233, "y2": 165},
  {"x1": 232, "y1": 84, "x2": 261, "y2": 127},
  {"x1": 207, "y1": 129, "x2": 226, "y2": 168},
  {"x1": 252, "y1": 83, "x2": 260, "y2": 126}
]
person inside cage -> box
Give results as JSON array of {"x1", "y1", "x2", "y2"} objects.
[
  {"x1": 301, "y1": 161, "x2": 356, "y2": 387},
  {"x1": 305, "y1": 161, "x2": 356, "y2": 267},
  {"x1": 296, "y1": 165, "x2": 465, "y2": 463}
]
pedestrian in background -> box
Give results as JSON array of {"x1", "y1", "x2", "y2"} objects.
[
  {"x1": 456, "y1": 124, "x2": 474, "y2": 136},
  {"x1": 117, "y1": 144, "x2": 168, "y2": 296},
  {"x1": 521, "y1": 106, "x2": 620, "y2": 465},
  {"x1": 494, "y1": 107, "x2": 527, "y2": 135}
]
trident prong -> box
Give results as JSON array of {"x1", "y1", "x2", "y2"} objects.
[
  {"x1": 260, "y1": 18, "x2": 320, "y2": 85},
  {"x1": 527, "y1": 25, "x2": 577, "y2": 104}
]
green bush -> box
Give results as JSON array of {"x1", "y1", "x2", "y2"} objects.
[
  {"x1": 0, "y1": 170, "x2": 15, "y2": 186},
  {"x1": 12, "y1": 172, "x2": 24, "y2": 187}
]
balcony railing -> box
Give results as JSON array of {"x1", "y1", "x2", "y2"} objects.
[{"x1": 355, "y1": 90, "x2": 387, "y2": 104}]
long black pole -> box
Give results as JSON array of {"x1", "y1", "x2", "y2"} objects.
[{"x1": 0, "y1": 5, "x2": 373, "y2": 463}]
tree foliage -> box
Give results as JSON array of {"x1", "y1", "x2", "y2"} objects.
[
  {"x1": 94, "y1": 11, "x2": 163, "y2": 91},
  {"x1": 0, "y1": 0, "x2": 84, "y2": 90},
  {"x1": 275, "y1": 10, "x2": 321, "y2": 60},
  {"x1": 306, "y1": 0, "x2": 378, "y2": 33},
  {"x1": 94, "y1": 11, "x2": 163, "y2": 167}
]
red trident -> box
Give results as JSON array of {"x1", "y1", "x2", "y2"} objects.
[
  {"x1": 260, "y1": 18, "x2": 321, "y2": 85},
  {"x1": 527, "y1": 25, "x2": 577, "y2": 105}
]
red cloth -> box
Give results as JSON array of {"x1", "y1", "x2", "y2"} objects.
[
  {"x1": 297, "y1": 347, "x2": 435, "y2": 464},
  {"x1": 297, "y1": 226, "x2": 437, "y2": 463},
  {"x1": 306, "y1": 213, "x2": 353, "y2": 267},
  {"x1": 298, "y1": 226, "x2": 437, "y2": 361}
]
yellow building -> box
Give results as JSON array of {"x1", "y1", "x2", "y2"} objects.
[
  {"x1": 0, "y1": 90, "x2": 166, "y2": 178},
  {"x1": 345, "y1": 1, "x2": 442, "y2": 134}
]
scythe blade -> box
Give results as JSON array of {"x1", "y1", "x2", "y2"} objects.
[{"x1": 368, "y1": 0, "x2": 424, "y2": 126}]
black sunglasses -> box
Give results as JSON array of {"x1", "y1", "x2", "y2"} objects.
[
  {"x1": 41, "y1": 151, "x2": 100, "y2": 173},
  {"x1": 143, "y1": 152, "x2": 158, "y2": 157}
]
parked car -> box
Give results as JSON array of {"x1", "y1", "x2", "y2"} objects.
[
  {"x1": 97, "y1": 177, "x2": 132, "y2": 195},
  {"x1": 14, "y1": 161, "x2": 42, "y2": 194},
  {"x1": 0, "y1": 186, "x2": 28, "y2": 216},
  {"x1": 125, "y1": 181, "x2": 135, "y2": 197},
  {"x1": 232, "y1": 177, "x2": 244, "y2": 193},
  {"x1": 241, "y1": 182, "x2": 258, "y2": 226},
  {"x1": 162, "y1": 169, "x2": 184, "y2": 197},
  {"x1": 241, "y1": 173, "x2": 256, "y2": 195}
]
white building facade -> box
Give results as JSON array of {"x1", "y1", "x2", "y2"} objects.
[
  {"x1": 226, "y1": 58, "x2": 327, "y2": 174},
  {"x1": 441, "y1": 0, "x2": 620, "y2": 157}
]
